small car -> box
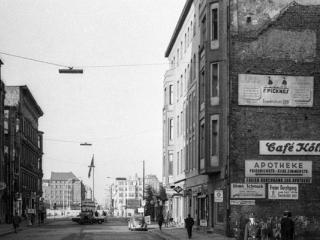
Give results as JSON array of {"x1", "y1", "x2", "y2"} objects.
[{"x1": 128, "y1": 216, "x2": 147, "y2": 231}]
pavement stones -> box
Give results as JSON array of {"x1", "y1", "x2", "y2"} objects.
[{"x1": 149, "y1": 224, "x2": 236, "y2": 240}]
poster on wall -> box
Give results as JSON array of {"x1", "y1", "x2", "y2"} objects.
[
  {"x1": 238, "y1": 74, "x2": 313, "y2": 107},
  {"x1": 231, "y1": 183, "x2": 265, "y2": 199},
  {"x1": 260, "y1": 140, "x2": 320, "y2": 155},
  {"x1": 245, "y1": 160, "x2": 312, "y2": 183},
  {"x1": 268, "y1": 184, "x2": 298, "y2": 200}
]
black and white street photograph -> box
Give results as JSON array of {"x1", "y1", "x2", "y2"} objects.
[{"x1": 0, "y1": 0, "x2": 320, "y2": 239}]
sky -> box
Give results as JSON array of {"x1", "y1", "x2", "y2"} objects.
[{"x1": 0, "y1": 0, "x2": 185, "y2": 204}]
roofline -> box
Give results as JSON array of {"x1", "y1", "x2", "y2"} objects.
[
  {"x1": 165, "y1": 0, "x2": 193, "y2": 58},
  {"x1": 6, "y1": 85, "x2": 44, "y2": 116}
]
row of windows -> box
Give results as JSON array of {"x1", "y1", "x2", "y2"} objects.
[
  {"x1": 22, "y1": 173, "x2": 38, "y2": 192},
  {"x1": 170, "y1": 14, "x2": 197, "y2": 69}
]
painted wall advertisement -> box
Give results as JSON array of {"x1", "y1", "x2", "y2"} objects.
[
  {"x1": 238, "y1": 74, "x2": 313, "y2": 107},
  {"x1": 231, "y1": 183, "x2": 265, "y2": 199},
  {"x1": 268, "y1": 184, "x2": 298, "y2": 200},
  {"x1": 260, "y1": 140, "x2": 320, "y2": 155},
  {"x1": 245, "y1": 160, "x2": 312, "y2": 183}
]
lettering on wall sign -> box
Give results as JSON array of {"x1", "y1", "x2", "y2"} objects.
[{"x1": 260, "y1": 141, "x2": 320, "y2": 155}]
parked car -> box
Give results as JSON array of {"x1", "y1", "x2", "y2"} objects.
[{"x1": 128, "y1": 215, "x2": 147, "y2": 231}]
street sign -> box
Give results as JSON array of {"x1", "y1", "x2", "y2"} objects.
[{"x1": 214, "y1": 190, "x2": 223, "y2": 202}]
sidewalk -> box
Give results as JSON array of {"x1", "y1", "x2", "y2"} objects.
[
  {"x1": 0, "y1": 219, "x2": 51, "y2": 237},
  {"x1": 149, "y1": 224, "x2": 236, "y2": 240}
]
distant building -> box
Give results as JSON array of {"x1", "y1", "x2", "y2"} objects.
[
  {"x1": 110, "y1": 175, "x2": 143, "y2": 217},
  {"x1": 4, "y1": 85, "x2": 43, "y2": 223},
  {"x1": 42, "y1": 172, "x2": 85, "y2": 210},
  {"x1": 145, "y1": 174, "x2": 160, "y2": 193}
]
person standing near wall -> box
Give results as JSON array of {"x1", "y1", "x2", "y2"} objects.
[
  {"x1": 281, "y1": 211, "x2": 295, "y2": 240},
  {"x1": 184, "y1": 214, "x2": 194, "y2": 239}
]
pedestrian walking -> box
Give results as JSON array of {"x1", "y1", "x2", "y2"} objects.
[
  {"x1": 184, "y1": 214, "x2": 194, "y2": 239},
  {"x1": 158, "y1": 213, "x2": 164, "y2": 231},
  {"x1": 13, "y1": 212, "x2": 21, "y2": 233},
  {"x1": 280, "y1": 211, "x2": 295, "y2": 240}
]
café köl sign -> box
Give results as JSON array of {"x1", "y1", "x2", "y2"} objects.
[
  {"x1": 245, "y1": 160, "x2": 312, "y2": 183},
  {"x1": 260, "y1": 140, "x2": 320, "y2": 155}
]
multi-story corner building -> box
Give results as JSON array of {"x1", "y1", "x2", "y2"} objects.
[
  {"x1": 4, "y1": 85, "x2": 43, "y2": 223},
  {"x1": 111, "y1": 175, "x2": 143, "y2": 217},
  {"x1": 0, "y1": 60, "x2": 6, "y2": 223},
  {"x1": 164, "y1": 0, "x2": 320, "y2": 237},
  {"x1": 42, "y1": 172, "x2": 85, "y2": 210}
]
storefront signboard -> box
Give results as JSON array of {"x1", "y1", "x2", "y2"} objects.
[
  {"x1": 268, "y1": 184, "x2": 298, "y2": 200},
  {"x1": 260, "y1": 140, "x2": 320, "y2": 155},
  {"x1": 245, "y1": 160, "x2": 312, "y2": 183},
  {"x1": 214, "y1": 190, "x2": 223, "y2": 202},
  {"x1": 238, "y1": 74, "x2": 313, "y2": 107},
  {"x1": 200, "y1": 219, "x2": 208, "y2": 226},
  {"x1": 230, "y1": 200, "x2": 255, "y2": 206},
  {"x1": 231, "y1": 183, "x2": 265, "y2": 199}
]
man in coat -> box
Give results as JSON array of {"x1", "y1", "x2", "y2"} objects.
[
  {"x1": 184, "y1": 214, "x2": 195, "y2": 239},
  {"x1": 281, "y1": 211, "x2": 295, "y2": 240}
]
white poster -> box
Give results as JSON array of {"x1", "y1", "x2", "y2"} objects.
[
  {"x1": 268, "y1": 184, "x2": 298, "y2": 200},
  {"x1": 260, "y1": 140, "x2": 320, "y2": 155},
  {"x1": 238, "y1": 74, "x2": 313, "y2": 107},
  {"x1": 231, "y1": 183, "x2": 265, "y2": 199}
]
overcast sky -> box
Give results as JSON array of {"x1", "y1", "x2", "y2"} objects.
[{"x1": 0, "y1": 0, "x2": 185, "y2": 204}]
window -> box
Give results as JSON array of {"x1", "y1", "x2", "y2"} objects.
[
  {"x1": 193, "y1": 54, "x2": 196, "y2": 80},
  {"x1": 201, "y1": 15, "x2": 206, "y2": 45},
  {"x1": 210, "y1": 115, "x2": 219, "y2": 167},
  {"x1": 168, "y1": 152, "x2": 173, "y2": 176},
  {"x1": 180, "y1": 75, "x2": 183, "y2": 97},
  {"x1": 169, "y1": 118, "x2": 174, "y2": 141},
  {"x1": 210, "y1": 3, "x2": 219, "y2": 49},
  {"x1": 200, "y1": 70, "x2": 205, "y2": 105},
  {"x1": 177, "y1": 151, "x2": 180, "y2": 175},
  {"x1": 169, "y1": 85, "x2": 173, "y2": 105},
  {"x1": 177, "y1": 116, "x2": 180, "y2": 136},
  {"x1": 180, "y1": 42, "x2": 183, "y2": 58},
  {"x1": 177, "y1": 49, "x2": 180, "y2": 65},
  {"x1": 184, "y1": 33, "x2": 187, "y2": 52},
  {"x1": 164, "y1": 88, "x2": 167, "y2": 105},
  {"x1": 200, "y1": 121, "x2": 205, "y2": 169},
  {"x1": 177, "y1": 81, "x2": 180, "y2": 101},
  {"x1": 210, "y1": 63, "x2": 219, "y2": 105}
]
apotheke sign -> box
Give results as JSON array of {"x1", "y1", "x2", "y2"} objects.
[
  {"x1": 245, "y1": 160, "x2": 312, "y2": 183},
  {"x1": 260, "y1": 140, "x2": 320, "y2": 155}
]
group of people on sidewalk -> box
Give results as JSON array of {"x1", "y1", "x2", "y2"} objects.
[{"x1": 244, "y1": 211, "x2": 295, "y2": 240}]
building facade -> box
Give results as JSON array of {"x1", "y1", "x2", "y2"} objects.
[
  {"x1": 163, "y1": 0, "x2": 320, "y2": 236},
  {"x1": 0, "y1": 60, "x2": 6, "y2": 223},
  {"x1": 42, "y1": 172, "x2": 85, "y2": 210},
  {"x1": 110, "y1": 176, "x2": 143, "y2": 217},
  {"x1": 4, "y1": 85, "x2": 43, "y2": 223},
  {"x1": 145, "y1": 174, "x2": 160, "y2": 193}
]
